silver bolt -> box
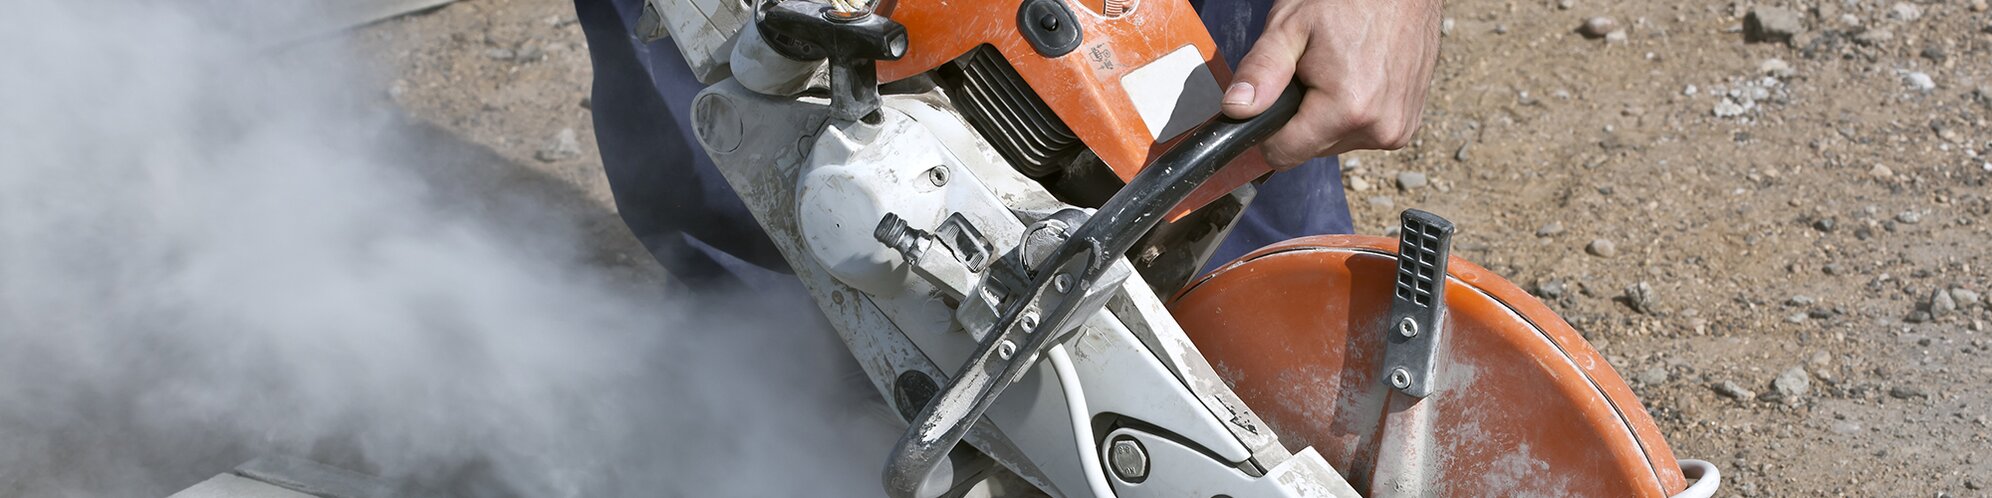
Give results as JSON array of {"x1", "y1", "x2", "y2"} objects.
[
  {"x1": 1397, "y1": 317, "x2": 1419, "y2": 338},
  {"x1": 926, "y1": 165, "x2": 950, "y2": 186},
  {"x1": 1389, "y1": 367, "x2": 1412, "y2": 389},
  {"x1": 997, "y1": 340, "x2": 1017, "y2": 360},
  {"x1": 1019, "y1": 312, "x2": 1040, "y2": 332},
  {"x1": 1108, "y1": 438, "x2": 1148, "y2": 480},
  {"x1": 1053, "y1": 273, "x2": 1073, "y2": 293}
]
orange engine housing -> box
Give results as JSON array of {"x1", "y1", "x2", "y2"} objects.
[{"x1": 877, "y1": 0, "x2": 1271, "y2": 218}]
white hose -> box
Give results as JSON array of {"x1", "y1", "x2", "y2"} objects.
[
  {"x1": 1048, "y1": 345, "x2": 1119, "y2": 498},
  {"x1": 1668, "y1": 459, "x2": 1721, "y2": 498}
]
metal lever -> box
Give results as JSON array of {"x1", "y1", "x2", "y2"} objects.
[
  {"x1": 757, "y1": 0, "x2": 908, "y2": 122},
  {"x1": 880, "y1": 83, "x2": 1307, "y2": 498}
]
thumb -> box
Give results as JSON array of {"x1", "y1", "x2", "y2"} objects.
[{"x1": 1221, "y1": 29, "x2": 1303, "y2": 119}]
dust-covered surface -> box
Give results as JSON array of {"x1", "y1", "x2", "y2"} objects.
[
  {"x1": 352, "y1": 0, "x2": 1992, "y2": 496},
  {"x1": 0, "y1": 1, "x2": 898, "y2": 496}
]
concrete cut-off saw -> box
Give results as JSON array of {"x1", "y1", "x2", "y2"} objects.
[{"x1": 646, "y1": 0, "x2": 1721, "y2": 496}]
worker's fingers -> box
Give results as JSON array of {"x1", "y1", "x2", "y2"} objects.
[{"x1": 1221, "y1": 27, "x2": 1305, "y2": 120}]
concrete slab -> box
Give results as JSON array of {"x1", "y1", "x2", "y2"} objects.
[{"x1": 167, "y1": 474, "x2": 317, "y2": 498}]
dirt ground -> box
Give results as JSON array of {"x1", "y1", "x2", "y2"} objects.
[{"x1": 359, "y1": 0, "x2": 1992, "y2": 495}]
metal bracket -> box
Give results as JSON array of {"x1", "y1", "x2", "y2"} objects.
[{"x1": 1381, "y1": 209, "x2": 1455, "y2": 398}]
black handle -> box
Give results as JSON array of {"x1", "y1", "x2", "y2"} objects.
[
  {"x1": 879, "y1": 82, "x2": 1304, "y2": 498},
  {"x1": 757, "y1": 0, "x2": 908, "y2": 122}
]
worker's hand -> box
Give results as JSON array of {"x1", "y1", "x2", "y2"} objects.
[{"x1": 1221, "y1": 0, "x2": 1444, "y2": 169}]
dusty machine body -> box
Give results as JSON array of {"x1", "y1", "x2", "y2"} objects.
[{"x1": 649, "y1": 0, "x2": 1721, "y2": 496}]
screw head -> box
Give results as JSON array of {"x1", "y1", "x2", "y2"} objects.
[
  {"x1": 1019, "y1": 312, "x2": 1040, "y2": 332},
  {"x1": 1389, "y1": 367, "x2": 1412, "y2": 389},
  {"x1": 1108, "y1": 438, "x2": 1148, "y2": 480},
  {"x1": 997, "y1": 340, "x2": 1018, "y2": 360},
  {"x1": 926, "y1": 165, "x2": 949, "y2": 186},
  {"x1": 1053, "y1": 273, "x2": 1073, "y2": 293},
  {"x1": 1397, "y1": 317, "x2": 1420, "y2": 338}
]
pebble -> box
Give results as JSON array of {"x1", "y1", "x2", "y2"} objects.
[
  {"x1": 1367, "y1": 196, "x2": 1396, "y2": 208},
  {"x1": 1557, "y1": 0, "x2": 1576, "y2": 10},
  {"x1": 1921, "y1": 46, "x2": 1948, "y2": 63},
  {"x1": 1896, "y1": 210, "x2": 1922, "y2": 224},
  {"x1": 1823, "y1": 263, "x2": 1845, "y2": 275},
  {"x1": 1604, "y1": 30, "x2": 1629, "y2": 44},
  {"x1": 1888, "y1": 2, "x2": 1923, "y2": 21},
  {"x1": 1788, "y1": 295, "x2": 1817, "y2": 306},
  {"x1": 1396, "y1": 171, "x2": 1429, "y2": 191},
  {"x1": 1714, "y1": 380, "x2": 1756, "y2": 400},
  {"x1": 1537, "y1": 280, "x2": 1569, "y2": 299},
  {"x1": 1744, "y1": 7, "x2": 1806, "y2": 43},
  {"x1": 1807, "y1": 351, "x2": 1833, "y2": 368},
  {"x1": 1812, "y1": 218, "x2": 1836, "y2": 232},
  {"x1": 1758, "y1": 58, "x2": 1794, "y2": 78},
  {"x1": 1869, "y1": 164, "x2": 1895, "y2": 179},
  {"x1": 1762, "y1": 366, "x2": 1810, "y2": 403},
  {"x1": 1441, "y1": 18, "x2": 1455, "y2": 36},
  {"x1": 1454, "y1": 142, "x2": 1472, "y2": 162},
  {"x1": 484, "y1": 48, "x2": 516, "y2": 60},
  {"x1": 1349, "y1": 176, "x2": 1372, "y2": 191},
  {"x1": 535, "y1": 128, "x2": 583, "y2": 162},
  {"x1": 1855, "y1": 29, "x2": 1895, "y2": 46},
  {"x1": 1931, "y1": 288, "x2": 1959, "y2": 317},
  {"x1": 1713, "y1": 99, "x2": 1747, "y2": 117},
  {"x1": 1579, "y1": 17, "x2": 1618, "y2": 38},
  {"x1": 1537, "y1": 221, "x2": 1566, "y2": 237},
  {"x1": 1888, "y1": 385, "x2": 1927, "y2": 399},
  {"x1": 1586, "y1": 238, "x2": 1618, "y2": 257},
  {"x1": 1905, "y1": 72, "x2": 1936, "y2": 92},
  {"x1": 1951, "y1": 288, "x2": 1983, "y2": 308},
  {"x1": 1624, "y1": 281, "x2": 1658, "y2": 314},
  {"x1": 1637, "y1": 367, "x2": 1670, "y2": 385}
]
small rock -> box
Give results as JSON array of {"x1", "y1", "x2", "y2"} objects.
[
  {"x1": 1557, "y1": 0, "x2": 1576, "y2": 10},
  {"x1": 1745, "y1": 7, "x2": 1806, "y2": 43},
  {"x1": 1869, "y1": 164, "x2": 1895, "y2": 179},
  {"x1": 1976, "y1": 0, "x2": 1990, "y2": 12},
  {"x1": 1905, "y1": 72, "x2": 1936, "y2": 92},
  {"x1": 1714, "y1": 380, "x2": 1756, "y2": 400},
  {"x1": 1348, "y1": 176, "x2": 1372, "y2": 192},
  {"x1": 484, "y1": 48, "x2": 516, "y2": 60},
  {"x1": 1367, "y1": 196, "x2": 1395, "y2": 208},
  {"x1": 1978, "y1": 86, "x2": 1992, "y2": 107},
  {"x1": 1787, "y1": 295, "x2": 1817, "y2": 307},
  {"x1": 1950, "y1": 288, "x2": 1982, "y2": 308},
  {"x1": 1823, "y1": 263, "x2": 1845, "y2": 275},
  {"x1": 1920, "y1": 46, "x2": 1948, "y2": 63},
  {"x1": 1536, "y1": 280, "x2": 1569, "y2": 299},
  {"x1": 1537, "y1": 221, "x2": 1566, "y2": 237},
  {"x1": 579, "y1": 96, "x2": 592, "y2": 109},
  {"x1": 1812, "y1": 218, "x2": 1836, "y2": 233},
  {"x1": 1441, "y1": 18, "x2": 1455, "y2": 36},
  {"x1": 1888, "y1": 2, "x2": 1923, "y2": 21},
  {"x1": 1896, "y1": 210, "x2": 1922, "y2": 224},
  {"x1": 1586, "y1": 239, "x2": 1618, "y2": 257},
  {"x1": 1855, "y1": 29, "x2": 1895, "y2": 46},
  {"x1": 536, "y1": 128, "x2": 583, "y2": 162},
  {"x1": 1713, "y1": 99, "x2": 1747, "y2": 117},
  {"x1": 1931, "y1": 288, "x2": 1959, "y2": 317},
  {"x1": 1396, "y1": 171, "x2": 1429, "y2": 191},
  {"x1": 1906, "y1": 310, "x2": 1933, "y2": 323},
  {"x1": 1636, "y1": 367, "x2": 1670, "y2": 385},
  {"x1": 1604, "y1": 30, "x2": 1629, "y2": 44},
  {"x1": 1888, "y1": 385, "x2": 1927, "y2": 399},
  {"x1": 1806, "y1": 351, "x2": 1832, "y2": 368},
  {"x1": 1624, "y1": 281, "x2": 1658, "y2": 314},
  {"x1": 1579, "y1": 17, "x2": 1618, "y2": 38},
  {"x1": 1763, "y1": 366, "x2": 1810, "y2": 402},
  {"x1": 1758, "y1": 58, "x2": 1794, "y2": 78},
  {"x1": 1454, "y1": 142, "x2": 1472, "y2": 162}
]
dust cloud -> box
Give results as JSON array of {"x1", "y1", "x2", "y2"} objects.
[{"x1": 0, "y1": 1, "x2": 894, "y2": 496}]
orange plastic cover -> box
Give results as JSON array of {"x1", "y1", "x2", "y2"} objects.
[
  {"x1": 1170, "y1": 235, "x2": 1689, "y2": 496},
  {"x1": 878, "y1": 0, "x2": 1273, "y2": 218}
]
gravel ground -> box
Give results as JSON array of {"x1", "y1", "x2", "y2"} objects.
[{"x1": 360, "y1": 0, "x2": 1992, "y2": 495}]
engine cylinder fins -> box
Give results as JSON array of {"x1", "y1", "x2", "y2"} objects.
[{"x1": 937, "y1": 45, "x2": 1085, "y2": 179}]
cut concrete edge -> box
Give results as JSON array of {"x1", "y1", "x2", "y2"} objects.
[
  {"x1": 232, "y1": 455, "x2": 397, "y2": 498},
  {"x1": 168, "y1": 474, "x2": 319, "y2": 498}
]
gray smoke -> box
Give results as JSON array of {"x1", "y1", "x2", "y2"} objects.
[{"x1": 0, "y1": 1, "x2": 895, "y2": 496}]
